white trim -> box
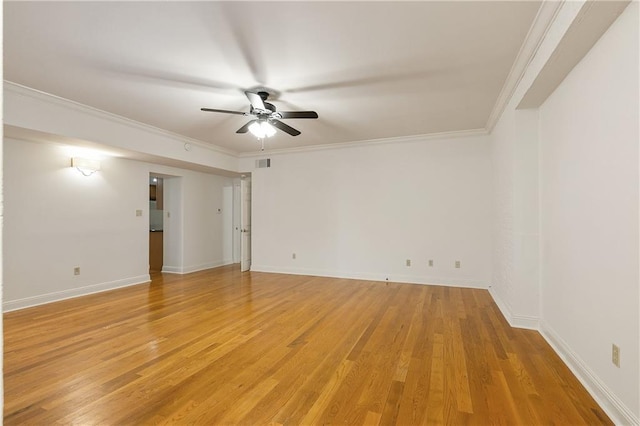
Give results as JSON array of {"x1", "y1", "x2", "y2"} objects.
[
  {"x1": 489, "y1": 286, "x2": 515, "y2": 324},
  {"x1": 3, "y1": 275, "x2": 151, "y2": 312},
  {"x1": 250, "y1": 265, "x2": 488, "y2": 289},
  {"x1": 4, "y1": 80, "x2": 239, "y2": 157},
  {"x1": 4, "y1": 80, "x2": 489, "y2": 161},
  {"x1": 488, "y1": 286, "x2": 540, "y2": 330},
  {"x1": 540, "y1": 321, "x2": 639, "y2": 426},
  {"x1": 489, "y1": 289, "x2": 636, "y2": 424},
  {"x1": 239, "y1": 128, "x2": 488, "y2": 158},
  {"x1": 161, "y1": 260, "x2": 233, "y2": 275},
  {"x1": 5, "y1": 81, "x2": 489, "y2": 163},
  {"x1": 516, "y1": 0, "x2": 631, "y2": 109},
  {"x1": 486, "y1": 1, "x2": 564, "y2": 132},
  {"x1": 160, "y1": 265, "x2": 183, "y2": 274},
  {"x1": 510, "y1": 314, "x2": 539, "y2": 330}
]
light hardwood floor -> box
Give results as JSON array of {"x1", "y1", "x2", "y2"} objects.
[{"x1": 4, "y1": 266, "x2": 611, "y2": 425}]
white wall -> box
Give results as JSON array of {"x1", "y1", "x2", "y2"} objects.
[
  {"x1": 162, "y1": 176, "x2": 184, "y2": 271},
  {"x1": 232, "y1": 179, "x2": 242, "y2": 263},
  {"x1": 181, "y1": 171, "x2": 232, "y2": 273},
  {"x1": 491, "y1": 106, "x2": 517, "y2": 319},
  {"x1": 4, "y1": 82, "x2": 239, "y2": 174},
  {"x1": 538, "y1": 1, "x2": 639, "y2": 419},
  {"x1": 156, "y1": 168, "x2": 235, "y2": 274},
  {"x1": 490, "y1": 106, "x2": 540, "y2": 328},
  {"x1": 1, "y1": 3, "x2": 5, "y2": 405},
  {"x1": 3, "y1": 137, "x2": 236, "y2": 310},
  {"x1": 3, "y1": 138, "x2": 150, "y2": 309},
  {"x1": 222, "y1": 185, "x2": 234, "y2": 264},
  {"x1": 491, "y1": 2, "x2": 639, "y2": 423},
  {"x1": 242, "y1": 134, "x2": 492, "y2": 287}
]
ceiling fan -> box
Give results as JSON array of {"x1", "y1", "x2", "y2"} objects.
[{"x1": 201, "y1": 91, "x2": 318, "y2": 138}]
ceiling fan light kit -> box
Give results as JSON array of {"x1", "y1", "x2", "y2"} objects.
[
  {"x1": 201, "y1": 90, "x2": 318, "y2": 148},
  {"x1": 249, "y1": 121, "x2": 276, "y2": 139}
]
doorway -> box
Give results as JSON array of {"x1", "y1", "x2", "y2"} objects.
[
  {"x1": 147, "y1": 172, "x2": 240, "y2": 274},
  {"x1": 149, "y1": 175, "x2": 164, "y2": 272}
]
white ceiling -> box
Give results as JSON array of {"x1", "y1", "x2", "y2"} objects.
[{"x1": 4, "y1": 1, "x2": 542, "y2": 154}]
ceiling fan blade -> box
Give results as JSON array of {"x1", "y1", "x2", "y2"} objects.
[
  {"x1": 271, "y1": 119, "x2": 301, "y2": 136},
  {"x1": 201, "y1": 107, "x2": 247, "y2": 116},
  {"x1": 236, "y1": 120, "x2": 256, "y2": 134},
  {"x1": 276, "y1": 111, "x2": 319, "y2": 119},
  {"x1": 245, "y1": 91, "x2": 266, "y2": 111}
]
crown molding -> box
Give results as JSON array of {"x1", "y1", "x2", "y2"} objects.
[
  {"x1": 4, "y1": 82, "x2": 487, "y2": 161},
  {"x1": 4, "y1": 80, "x2": 239, "y2": 157},
  {"x1": 4, "y1": 3, "x2": 568, "y2": 159},
  {"x1": 485, "y1": 1, "x2": 564, "y2": 132},
  {"x1": 517, "y1": 0, "x2": 631, "y2": 109},
  {"x1": 238, "y1": 128, "x2": 488, "y2": 158}
]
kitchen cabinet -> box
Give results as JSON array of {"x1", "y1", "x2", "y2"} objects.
[{"x1": 150, "y1": 180, "x2": 164, "y2": 209}]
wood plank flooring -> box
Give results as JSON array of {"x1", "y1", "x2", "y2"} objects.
[{"x1": 4, "y1": 266, "x2": 611, "y2": 425}]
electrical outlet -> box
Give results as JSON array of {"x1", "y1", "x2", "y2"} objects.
[
  {"x1": 428, "y1": 259, "x2": 434, "y2": 267},
  {"x1": 455, "y1": 260, "x2": 461, "y2": 268},
  {"x1": 292, "y1": 253, "x2": 296, "y2": 260},
  {"x1": 406, "y1": 259, "x2": 411, "y2": 267},
  {"x1": 135, "y1": 209, "x2": 143, "y2": 217},
  {"x1": 612, "y1": 344, "x2": 620, "y2": 367},
  {"x1": 74, "y1": 267, "x2": 80, "y2": 276}
]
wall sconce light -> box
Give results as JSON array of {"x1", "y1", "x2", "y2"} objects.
[{"x1": 71, "y1": 157, "x2": 101, "y2": 176}]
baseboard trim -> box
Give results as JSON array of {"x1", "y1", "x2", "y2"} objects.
[
  {"x1": 162, "y1": 260, "x2": 233, "y2": 275},
  {"x1": 539, "y1": 321, "x2": 638, "y2": 426},
  {"x1": 488, "y1": 286, "x2": 540, "y2": 330},
  {"x1": 510, "y1": 314, "x2": 540, "y2": 330},
  {"x1": 489, "y1": 289, "x2": 636, "y2": 424},
  {"x1": 3, "y1": 274, "x2": 151, "y2": 312},
  {"x1": 250, "y1": 265, "x2": 489, "y2": 289}
]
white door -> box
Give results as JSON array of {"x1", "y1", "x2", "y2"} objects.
[{"x1": 240, "y1": 177, "x2": 252, "y2": 272}]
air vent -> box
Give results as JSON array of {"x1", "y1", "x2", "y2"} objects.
[{"x1": 255, "y1": 158, "x2": 271, "y2": 168}]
